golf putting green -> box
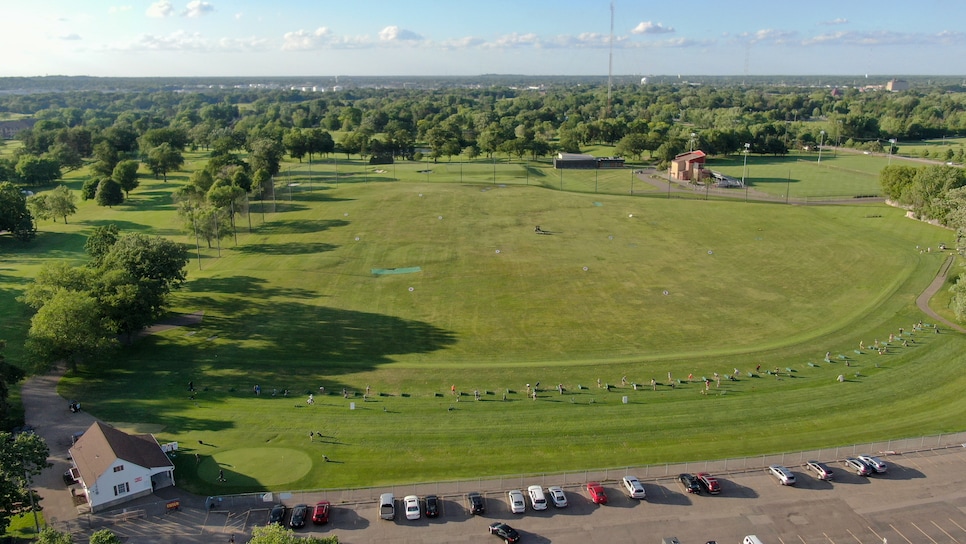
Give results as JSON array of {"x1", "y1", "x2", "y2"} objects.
[{"x1": 207, "y1": 448, "x2": 312, "y2": 486}]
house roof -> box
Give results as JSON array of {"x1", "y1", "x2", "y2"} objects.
[
  {"x1": 556, "y1": 153, "x2": 595, "y2": 161},
  {"x1": 673, "y1": 150, "x2": 707, "y2": 162},
  {"x1": 70, "y1": 422, "x2": 173, "y2": 483}
]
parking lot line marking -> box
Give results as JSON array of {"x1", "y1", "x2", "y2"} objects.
[
  {"x1": 949, "y1": 518, "x2": 966, "y2": 535},
  {"x1": 846, "y1": 528, "x2": 865, "y2": 543},
  {"x1": 822, "y1": 531, "x2": 835, "y2": 543},
  {"x1": 889, "y1": 523, "x2": 914, "y2": 544},
  {"x1": 932, "y1": 520, "x2": 960, "y2": 543},
  {"x1": 910, "y1": 521, "x2": 939, "y2": 544},
  {"x1": 867, "y1": 525, "x2": 886, "y2": 543},
  {"x1": 797, "y1": 534, "x2": 808, "y2": 544}
]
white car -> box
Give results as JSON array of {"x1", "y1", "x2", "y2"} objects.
[
  {"x1": 403, "y1": 495, "x2": 420, "y2": 520},
  {"x1": 547, "y1": 486, "x2": 568, "y2": 508},
  {"x1": 527, "y1": 485, "x2": 548, "y2": 510},
  {"x1": 507, "y1": 489, "x2": 526, "y2": 514},
  {"x1": 622, "y1": 476, "x2": 646, "y2": 499},
  {"x1": 857, "y1": 455, "x2": 887, "y2": 473},
  {"x1": 767, "y1": 465, "x2": 796, "y2": 485}
]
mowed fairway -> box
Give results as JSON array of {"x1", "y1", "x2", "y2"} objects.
[{"x1": 14, "y1": 171, "x2": 961, "y2": 493}]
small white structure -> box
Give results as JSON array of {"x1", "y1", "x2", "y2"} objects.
[{"x1": 69, "y1": 422, "x2": 175, "y2": 513}]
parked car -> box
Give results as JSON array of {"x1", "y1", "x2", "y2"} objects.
[
  {"x1": 527, "y1": 485, "x2": 548, "y2": 510},
  {"x1": 488, "y1": 521, "x2": 521, "y2": 543},
  {"x1": 696, "y1": 472, "x2": 721, "y2": 494},
  {"x1": 857, "y1": 455, "x2": 887, "y2": 473},
  {"x1": 378, "y1": 493, "x2": 395, "y2": 520},
  {"x1": 507, "y1": 489, "x2": 526, "y2": 514},
  {"x1": 678, "y1": 473, "x2": 701, "y2": 494},
  {"x1": 805, "y1": 460, "x2": 834, "y2": 480},
  {"x1": 767, "y1": 464, "x2": 796, "y2": 485},
  {"x1": 424, "y1": 494, "x2": 439, "y2": 518},
  {"x1": 289, "y1": 504, "x2": 308, "y2": 529},
  {"x1": 622, "y1": 476, "x2": 647, "y2": 499},
  {"x1": 467, "y1": 492, "x2": 485, "y2": 515},
  {"x1": 845, "y1": 457, "x2": 873, "y2": 476},
  {"x1": 547, "y1": 486, "x2": 568, "y2": 508},
  {"x1": 63, "y1": 468, "x2": 78, "y2": 486},
  {"x1": 312, "y1": 501, "x2": 330, "y2": 525},
  {"x1": 587, "y1": 482, "x2": 608, "y2": 504},
  {"x1": 268, "y1": 504, "x2": 286, "y2": 525},
  {"x1": 404, "y1": 495, "x2": 420, "y2": 520}
]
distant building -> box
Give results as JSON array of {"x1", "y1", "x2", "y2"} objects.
[
  {"x1": 553, "y1": 153, "x2": 625, "y2": 169},
  {"x1": 669, "y1": 150, "x2": 707, "y2": 181},
  {"x1": 886, "y1": 79, "x2": 909, "y2": 92},
  {"x1": 0, "y1": 118, "x2": 36, "y2": 139},
  {"x1": 68, "y1": 422, "x2": 175, "y2": 513}
]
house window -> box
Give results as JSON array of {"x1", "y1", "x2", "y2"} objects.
[
  {"x1": 113, "y1": 465, "x2": 124, "y2": 472},
  {"x1": 113, "y1": 482, "x2": 129, "y2": 496}
]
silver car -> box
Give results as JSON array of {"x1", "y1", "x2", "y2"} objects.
[{"x1": 857, "y1": 455, "x2": 887, "y2": 473}]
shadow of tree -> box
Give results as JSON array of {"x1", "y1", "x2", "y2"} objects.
[
  {"x1": 256, "y1": 219, "x2": 348, "y2": 235},
  {"x1": 232, "y1": 242, "x2": 339, "y2": 255}
]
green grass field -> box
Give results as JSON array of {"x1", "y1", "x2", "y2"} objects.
[
  {"x1": 2, "y1": 153, "x2": 963, "y2": 496},
  {"x1": 707, "y1": 150, "x2": 883, "y2": 198}
]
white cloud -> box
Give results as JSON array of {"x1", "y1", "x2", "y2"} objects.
[
  {"x1": 234, "y1": 12, "x2": 243, "y2": 20},
  {"x1": 59, "y1": 33, "x2": 82, "y2": 41},
  {"x1": 439, "y1": 36, "x2": 485, "y2": 49},
  {"x1": 820, "y1": 18, "x2": 848, "y2": 26},
  {"x1": 146, "y1": 0, "x2": 174, "y2": 18},
  {"x1": 739, "y1": 29, "x2": 798, "y2": 45},
  {"x1": 108, "y1": 5, "x2": 132, "y2": 14},
  {"x1": 801, "y1": 29, "x2": 966, "y2": 47},
  {"x1": 183, "y1": 0, "x2": 214, "y2": 18},
  {"x1": 482, "y1": 32, "x2": 540, "y2": 49},
  {"x1": 378, "y1": 26, "x2": 423, "y2": 42},
  {"x1": 631, "y1": 21, "x2": 675, "y2": 35}
]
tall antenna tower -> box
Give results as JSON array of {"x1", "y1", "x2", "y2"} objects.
[{"x1": 607, "y1": 1, "x2": 614, "y2": 117}]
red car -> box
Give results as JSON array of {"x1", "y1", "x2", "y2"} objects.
[
  {"x1": 696, "y1": 472, "x2": 721, "y2": 495},
  {"x1": 312, "y1": 501, "x2": 330, "y2": 524},
  {"x1": 586, "y1": 482, "x2": 608, "y2": 504}
]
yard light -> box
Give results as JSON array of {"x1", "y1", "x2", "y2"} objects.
[
  {"x1": 818, "y1": 130, "x2": 826, "y2": 164},
  {"x1": 888, "y1": 139, "x2": 897, "y2": 165}
]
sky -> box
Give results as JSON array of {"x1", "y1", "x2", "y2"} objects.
[{"x1": 2, "y1": 0, "x2": 965, "y2": 78}]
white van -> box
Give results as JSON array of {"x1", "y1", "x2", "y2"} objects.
[
  {"x1": 378, "y1": 493, "x2": 395, "y2": 520},
  {"x1": 743, "y1": 535, "x2": 765, "y2": 544}
]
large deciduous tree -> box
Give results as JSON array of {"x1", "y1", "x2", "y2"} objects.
[
  {"x1": 45, "y1": 185, "x2": 78, "y2": 223},
  {"x1": 248, "y1": 138, "x2": 285, "y2": 177},
  {"x1": 15, "y1": 155, "x2": 61, "y2": 186},
  {"x1": 111, "y1": 160, "x2": 140, "y2": 198},
  {"x1": 95, "y1": 178, "x2": 124, "y2": 208},
  {"x1": 0, "y1": 181, "x2": 36, "y2": 241},
  {"x1": 0, "y1": 431, "x2": 50, "y2": 534},
  {"x1": 0, "y1": 341, "x2": 26, "y2": 431},
  {"x1": 145, "y1": 143, "x2": 184, "y2": 182},
  {"x1": 25, "y1": 288, "x2": 115, "y2": 370},
  {"x1": 248, "y1": 523, "x2": 339, "y2": 544}
]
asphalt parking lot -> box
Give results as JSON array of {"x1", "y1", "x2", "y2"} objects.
[{"x1": 96, "y1": 445, "x2": 966, "y2": 544}]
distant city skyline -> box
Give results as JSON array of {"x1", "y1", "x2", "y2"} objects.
[{"x1": 3, "y1": 0, "x2": 965, "y2": 77}]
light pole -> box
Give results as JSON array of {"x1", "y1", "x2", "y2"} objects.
[
  {"x1": 888, "y1": 139, "x2": 897, "y2": 165},
  {"x1": 689, "y1": 132, "x2": 696, "y2": 152},
  {"x1": 741, "y1": 143, "x2": 751, "y2": 186},
  {"x1": 817, "y1": 130, "x2": 826, "y2": 164}
]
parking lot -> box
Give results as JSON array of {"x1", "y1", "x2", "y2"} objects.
[{"x1": 90, "y1": 445, "x2": 966, "y2": 544}]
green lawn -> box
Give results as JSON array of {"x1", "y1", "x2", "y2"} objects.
[
  {"x1": 707, "y1": 151, "x2": 883, "y2": 198},
  {"x1": 2, "y1": 155, "x2": 963, "y2": 495}
]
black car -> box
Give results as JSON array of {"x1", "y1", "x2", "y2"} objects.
[
  {"x1": 467, "y1": 492, "x2": 485, "y2": 515},
  {"x1": 488, "y1": 522, "x2": 521, "y2": 543},
  {"x1": 679, "y1": 473, "x2": 701, "y2": 494},
  {"x1": 424, "y1": 494, "x2": 440, "y2": 518},
  {"x1": 63, "y1": 469, "x2": 78, "y2": 486},
  {"x1": 289, "y1": 504, "x2": 308, "y2": 529},
  {"x1": 268, "y1": 504, "x2": 286, "y2": 525}
]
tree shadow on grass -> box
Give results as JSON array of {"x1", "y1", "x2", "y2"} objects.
[
  {"x1": 64, "y1": 277, "x2": 458, "y2": 432},
  {"x1": 256, "y1": 218, "x2": 348, "y2": 235},
  {"x1": 233, "y1": 242, "x2": 339, "y2": 256}
]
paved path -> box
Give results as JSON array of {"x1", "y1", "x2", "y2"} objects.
[{"x1": 915, "y1": 254, "x2": 966, "y2": 333}]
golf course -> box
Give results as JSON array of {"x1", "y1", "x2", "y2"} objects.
[{"x1": 4, "y1": 151, "x2": 964, "y2": 495}]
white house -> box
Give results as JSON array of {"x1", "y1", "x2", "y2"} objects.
[{"x1": 68, "y1": 422, "x2": 175, "y2": 513}]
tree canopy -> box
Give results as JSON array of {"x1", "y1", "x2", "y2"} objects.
[
  {"x1": 0, "y1": 431, "x2": 51, "y2": 534},
  {"x1": 0, "y1": 181, "x2": 36, "y2": 241}
]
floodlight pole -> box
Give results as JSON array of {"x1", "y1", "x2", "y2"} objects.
[
  {"x1": 741, "y1": 143, "x2": 751, "y2": 187},
  {"x1": 888, "y1": 139, "x2": 897, "y2": 165},
  {"x1": 818, "y1": 130, "x2": 826, "y2": 164},
  {"x1": 667, "y1": 167, "x2": 672, "y2": 199},
  {"x1": 690, "y1": 132, "x2": 696, "y2": 152}
]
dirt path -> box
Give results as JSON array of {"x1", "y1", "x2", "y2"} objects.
[{"x1": 915, "y1": 254, "x2": 966, "y2": 333}]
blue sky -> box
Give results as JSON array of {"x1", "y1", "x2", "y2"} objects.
[{"x1": 3, "y1": 0, "x2": 965, "y2": 77}]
